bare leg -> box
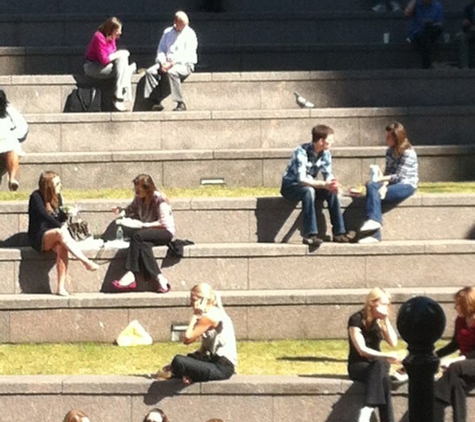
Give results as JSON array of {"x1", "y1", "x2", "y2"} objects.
[
  {"x1": 52, "y1": 243, "x2": 69, "y2": 295},
  {"x1": 43, "y1": 228, "x2": 99, "y2": 271},
  {"x1": 4, "y1": 150, "x2": 19, "y2": 191}
]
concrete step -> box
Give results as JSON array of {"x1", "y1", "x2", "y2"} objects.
[
  {"x1": 2, "y1": 373, "x2": 473, "y2": 422},
  {"x1": 2, "y1": 194, "x2": 475, "y2": 244},
  {"x1": 4, "y1": 70, "x2": 475, "y2": 113},
  {"x1": 2, "y1": 373, "x2": 472, "y2": 422},
  {"x1": 0, "y1": 240, "x2": 474, "y2": 296},
  {"x1": 16, "y1": 106, "x2": 475, "y2": 151},
  {"x1": 0, "y1": 374, "x2": 408, "y2": 422},
  {"x1": 0, "y1": 42, "x2": 457, "y2": 74},
  {"x1": 0, "y1": 12, "x2": 462, "y2": 47},
  {"x1": 6, "y1": 145, "x2": 475, "y2": 191},
  {"x1": 0, "y1": 287, "x2": 461, "y2": 342},
  {"x1": 0, "y1": 0, "x2": 465, "y2": 14}
]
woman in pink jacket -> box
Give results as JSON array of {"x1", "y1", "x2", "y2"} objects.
[{"x1": 84, "y1": 16, "x2": 136, "y2": 111}]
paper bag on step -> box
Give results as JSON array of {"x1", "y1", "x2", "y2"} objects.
[{"x1": 115, "y1": 319, "x2": 153, "y2": 346}]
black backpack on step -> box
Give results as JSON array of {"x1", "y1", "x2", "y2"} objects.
[{"x1": 64, "y1": 87, "x2": 102, "y2": 112}]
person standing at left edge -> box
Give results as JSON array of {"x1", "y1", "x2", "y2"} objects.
[
  {"x1": 143, "y1": 11, "x2": 198, "y2": 111},
  {"x1": 280, "y1": 124, "x2": 356, "y2": 246}
]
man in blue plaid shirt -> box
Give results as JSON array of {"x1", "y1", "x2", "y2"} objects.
[{"x1": 280, "y1": 124, "x2": 355, "y2": 246}]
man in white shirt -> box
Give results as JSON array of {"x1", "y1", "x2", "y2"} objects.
[{"x1": 144, "y1": 11, "x2": 198, "y2": 111}]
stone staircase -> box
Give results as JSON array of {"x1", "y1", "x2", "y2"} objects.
[
  {"x1": 0, "y1": 1, "x2": 474, "y2": 421},
  {"x1": 0, "y1": 5, "x2": 466, "y2": 73}
]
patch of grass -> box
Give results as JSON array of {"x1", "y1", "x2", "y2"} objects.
[
  {"x1": 0, "y1": 339, "x2": 454, "y2": 376},
  {"x1": 0, "y1": 182, "x2": 473, "y2": 202}
]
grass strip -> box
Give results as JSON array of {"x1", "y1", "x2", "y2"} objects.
[
  {"x1": 0, "y1": 182, "x2": 474, "y2": 202},
  {"x1": 0, "y1": 339, "x2": 452, "y2": 376}
]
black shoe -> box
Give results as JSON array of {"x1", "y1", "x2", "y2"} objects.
[
  {"x1": 302, "y1": 235, "x2": 323, "y2": 247},
  {"x1": 173, "y1": 102, "x2": 187, "y2": 111},
  {"x1": 152, "y1": 103, "x2": 164, "y2": 112}
]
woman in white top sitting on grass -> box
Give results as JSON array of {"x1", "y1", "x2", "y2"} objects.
[{"x1": 158, "y1": 282, "x2": 237, "y2": 385}]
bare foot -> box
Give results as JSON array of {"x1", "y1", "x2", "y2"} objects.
[
  {"x1": 182, "y1": 376, "x2": 192, "y2": 386},
  {"x1": 85, "y1": 261, "x2": 99, "y2": 271}
]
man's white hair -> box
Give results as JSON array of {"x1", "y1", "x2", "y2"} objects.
[{"x1": 175, "y1": 10, "x2": 189, "y2": 25}]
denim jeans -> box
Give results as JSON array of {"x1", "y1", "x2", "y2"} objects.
[
  {"x1": 280, "y1": 182, "x2": 346, "y2": 237},
  {"x1": 365, "y1": 182, "x2": 415, "y2": 240}
]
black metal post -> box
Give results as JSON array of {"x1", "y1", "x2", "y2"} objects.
[{"x1": 397, "y1": 296, "x2": 446, "y2": 422}]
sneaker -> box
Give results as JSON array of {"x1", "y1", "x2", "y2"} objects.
[
  {"x1": 372, "y1": 3, "x2": 387, "y2": 12},
  {"x1": 391, "y1": 368, "x2": 409, "y2": 383},
  {"x1": 360, "y1": 219, "x2": 382, "y2": 232},
  {"x1": 302, "y1": 235, "x2": 323, "y2": 247},
  {"x1": 358, "y1": 407, "x2": 375, "y2": 422},
  {"x1": 113, "y1": 100, "x2": 127, "y2": 112},
  {"x1": 358, "y1": 236, "x2": 380, "y2": 244}
]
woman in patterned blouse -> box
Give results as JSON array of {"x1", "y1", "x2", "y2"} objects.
[{"x1": 359, "y1": 122, "x2": 418, "y2": 243}]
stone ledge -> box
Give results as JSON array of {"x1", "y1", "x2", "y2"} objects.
[
  {"x1": 1, "y1": 68, "x2": 475, "y2": 86},
  {"x1": 1, "y1": 240, "x2": 474, "y2": 262},
  {"x1": 18, "y1": 145, "x2": 475, "y2": 164},
  {"x1": 0, "y1": 287, "x2": 461, "y2": 310},
  {"x1": 0, "y1": 373, "x2": 472, "y2": 422},
  {"x1": 2, "y1": 193, "x2": 475, "y2": 214}
]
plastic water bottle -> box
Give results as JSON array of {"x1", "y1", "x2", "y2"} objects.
[
  {"x1": 116, "y1": 224, "x2": 124, "y2": 241},
  {"x1": 369, "y1": 165, "x2": 380, "y2": 183}
]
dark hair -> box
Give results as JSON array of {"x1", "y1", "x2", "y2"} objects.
[
  {"x1": 143, "y1": 408, "x2": 169, "y2": 422},
  {"x1": 385, "y1": 121, "x2": 412, "y2": 157},
  {"x1": 311, "y1": 124, "x2": 334, "y2": 143},
  {"x1": 98, "y1": 16, "x2": 122, "y2": 37},
  {"x1": 0, "y1": 89, "x2": 8, "y2": 118},
  {"x1": 133, "y1": 174, "x2": 157, "y2": 194}
]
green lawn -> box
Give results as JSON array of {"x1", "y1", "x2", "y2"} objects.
[
  {"x1": 0, "y1": 182, "x2": 474, "y2": 202},
  {"x1": 0, "y1": 339, "x2": 452, "y2": 376}
]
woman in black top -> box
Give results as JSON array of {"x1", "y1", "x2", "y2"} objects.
[
  {"x1": 347, "y1": 287, "x2": 399, "y2": 422},
  {"x1": 27, "y1": 171, "x2": 99, "y2": 296}
]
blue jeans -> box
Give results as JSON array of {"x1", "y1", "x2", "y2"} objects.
[
  {"x1": 280, "y1": 182, "x2": 346, "y2": 237},
  {"x1": 365, "y1": 182, "x2": 415, "y2": 240}
]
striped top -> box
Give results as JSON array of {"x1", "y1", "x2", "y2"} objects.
[{"x1": 384, "y1": 147, "x2": 419, "y2": 189}]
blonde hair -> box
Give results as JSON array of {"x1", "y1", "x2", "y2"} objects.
[
  {"x1": 191, "y1": 282, "x2": 223, "y2": 310},
  {"x1": 362, "y1": 287, "x2": 391, "y2": 329},
  {"x1": 63, "y1": 409, "x2": 89, "y2": 422},
  {"x1": 455, "y1": 287, "x2": 475, "y2": 318},
  {"x1": 98, "y1": 16, "x2": 122, "y2": 38}
]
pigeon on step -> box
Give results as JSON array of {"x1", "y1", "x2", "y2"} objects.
[{"x1": 294, "y1": 92, "x2": 315, "y2": 108}]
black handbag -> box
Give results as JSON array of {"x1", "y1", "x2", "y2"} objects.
[{"x1": 64, "y1": 87, "x2": 102, "y2": 112}]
